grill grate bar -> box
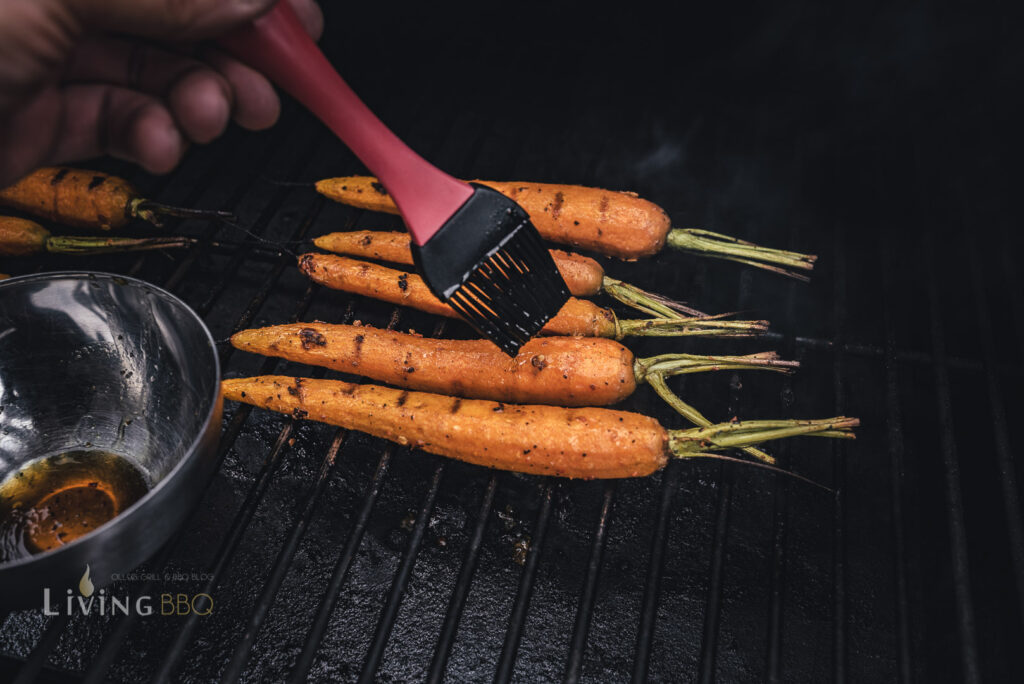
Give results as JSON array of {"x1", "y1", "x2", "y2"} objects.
[
  {"x1": 882, "y1": 241, "x2": 914, "y2": 683},
  {"x1": 494, "y1": 484, "x2": 555, "y2": 683},
  {"x1": 220, "y1": 427, "x2": 350, "y2": 682},
  {"x1": 998, "y1": 220, "x2": 1024, "y2": 360},
  {"x1": 924, "y1": 235, "x2": 981, "y2": 683},
  {"x1": 81, "y1": 539, "x2": 180, "y2": 684},
  {"x1": 762, "y1": 330, "x2": 1024, "y2": 375},
  {"x1": 153, "y1": 411, "x2": 300, "y2": 682},
  {"x1": 695, "y1": 121, "x2": 767, "y2": 680},
  {"x1": 277, "y1": 106, "x2": 469, "y2": 682},
  {"x1": 288, "y1": 447, "x2": 394, "y2": 683},
  {"x1": 159, "y1": 160, "x2": 282, "y2": 292},
  {"x1": 697, "y1": 469, "x2": 733, "y2": 684},
  {"x1": 77, "y1": 229, "x2": 323, "y2": 682},
  {"x1": 11, "y1": 614, "x2": 69, "y2": 684},
  {"x1": 204, "y1": 194, "x2": 327, "y2": 337},
  {"x1": 211, "y1": 283, "x2": 320, "y2": 453},
  {"x1": 631, "y1": 465, "x2": 682, "y2": 682},
  {"x1": 144, "y1": 124, "x2": 349, "y2": 681},
  {"x1": 356, "y1": 315, "x2": 452, "y2": 682},
  {"x1": 427, "y1": 474, "x2": 499, "y2": 684},
  {"x1": 631, "y1": 113, "x2": 715, "y2": 681},
  {"x1": 160, "y1": 122, "x2": 313, "y2": 294},
  {"x1": 124, "y1": 133, "x2": 247, "y2": 279},
  {"x1": 144, "y1": 286, "x2": 339, "y2": 679},
  {"x1": 192, "y1": 201, "x2": 311, "y2": 320},
  {"x1": 158, "y1": 84, "x2": 449, "y2": 682},
  {"x1": 188, "y1": 136, "x2": 325, "y2": 316},
  {"x1": 698, "y1": 246, "x2": 758, "y2": 682},
  {"x1": 966, "y1": 231, "x2": 1024, "y2": 619},
  {"x1": 765, "y1": 456, "x2": 791, "y2": 683},
  {"x1": 152, "y1": 358, "x2": 343, "y2": 683},
  {"x1": 338, "y1": 112, "x2": 520, "y2": 680},
  {"x1": 765, "y1": 158, "x2": 809, "y2": 682},
  {"x1": 81, "y1": 343, "x2": 311, "y2": 683},
  {"x1": 831, "y1": 216, "x2": 849, "y2": 684},
  {"x1": 358, "y1": 463, "x2": 447, "y2": 683},
  {"x1": 9, "y1": 51, "x2": 440, "y2": 680},
  {"x1": 216, "y1": 198, "x2": 338, "y2": 369},
  {"x1": 564, "y1": 482, "x2": 617, "y2": 683}
]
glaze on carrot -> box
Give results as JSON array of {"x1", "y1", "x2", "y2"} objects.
[
  {"x1": 298, "y1": 253, "x2": 766, "y2": 339},
  {"x1": 232, "y1": 323, "x2": 797, "y2": 464},
  {"x1": 223, "y1": 375, "x2": 857, "y2": 479},
  {"x1": 313, "y1": 230, "x2": 703, "y2": 318},
  {"x1": 231, "y1": 323, "x2": 796, "y2": 407},
  {"x1": 315, "y1": 176, "x2": 817, "y2": 278},
  {"x1": 0, "y1": 167, "x2": 232, "y2": 230}
]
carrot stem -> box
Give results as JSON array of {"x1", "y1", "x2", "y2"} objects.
[
  {"x1": 601, "y1": 277, "x2": 707, "y2": 319},
  {"x1": 646, "y1": 372, "x2": 776, "y2": 465},
  {"x1": 666, "y1": 228, "x2": 817, "y2": 281},
  {"x1": 669, "y1": 416, "x2": 859, "y2": 453},
  {"x1": 668, "y1": 416, "x2": 857, "y2": 491},
  {"x1": 616, "y1": 315, "x2": 768, "y2": 339},
  {"x1": 635, "y1": 351, "x2": 798, "y2": 381},
  {"x1": 44, "y1": 235, "x2": 195, "y2": 254},
  {"x1": 129, "y1": 199, "x2": 235, "y2": 227}
]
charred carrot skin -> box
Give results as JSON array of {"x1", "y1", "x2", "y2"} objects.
[
  {"x1": 316, "y1": 177, "x2": 817, "y2": 279},
  {"x1": 314, "y1": 230, "x2": 605, "y2": 296},
  {"x1": 314, "y1": 231, "x2": 707, "y2": 319},
  {"x1": 223, "y1": 376, "x2": 859, "y2": 479},
  {"x1": 223, "y1": 375, "x2": 669, "y2": 478},
  {"x1": 231, "y1": 324, "x2": 637, "y2": 406},
  {"x1": 0, "y1": 166, "x2": 233, "y2": 230},
  {"x1": 233, "y1": 322, "x2": 796, "y2": 463},
  {"x1": 298, "y1": 252, "x2": 620, "y2": 337},
  {"x1": 480, "y1": 181, "x2": 669, "y2": 259},
  {"x1": 298, "y1": 253, "x2": 766, "y2": 339},
  {"x1": 0, "y1": 168, "x2": 139, "y2": 230},
  {"x1": 316, "y1": 177, "x2": 670, "y2": 259}
]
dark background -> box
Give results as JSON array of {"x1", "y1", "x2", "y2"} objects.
[{"x1": 2, "y1": 1, "x2": 1023, "y2": 681}]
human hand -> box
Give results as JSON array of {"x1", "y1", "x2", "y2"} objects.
[{"x1": 0, "y1": 0, "x2": 323, "y2": 186}]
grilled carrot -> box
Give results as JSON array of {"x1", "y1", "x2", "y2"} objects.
[
  {"x1": 1, "y1": 216, "x2": 192, "y2": 257},
  {"x1": 0, "y1": 167, "x2": 232, "y2": 230},
  {"x1": 316, "y1": 176, "x2": 817, "y2": 279},
  {"x1": 231, "y1": 323, "x2": 795, "y2": 406},
  {"x1": 298, "y1": 253, "x2": 766, "y2": 339},
  {"x1": 314, "y1": 230, "x2": 703, "y2": 318},
  {"x1": 223, "y1": 375, "x2": 857, "y2": 479},
  {"x1": 232, "y1": 323, "x2": 796, "y2": 463}
]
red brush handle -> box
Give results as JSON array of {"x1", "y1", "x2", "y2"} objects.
[{"x1": 218, "y1": 2, "x2": 472, "y2": 245}]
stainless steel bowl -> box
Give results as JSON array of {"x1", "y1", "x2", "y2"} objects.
[{"x1": 0, "y1": 272, "x2": 221, "y2": 608}]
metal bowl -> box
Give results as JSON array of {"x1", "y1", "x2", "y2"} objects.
[{"x1": 0, "y1": 272, "x2": 221, "y2": 609}]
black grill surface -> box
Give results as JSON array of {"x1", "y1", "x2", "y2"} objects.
[{"x1": 1, "y1": 2, "x2": 1021, "y2": 682}]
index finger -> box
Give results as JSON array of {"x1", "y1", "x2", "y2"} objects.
[{"x1": 66, "y1": 0, "x2": 277, "y2": 41}]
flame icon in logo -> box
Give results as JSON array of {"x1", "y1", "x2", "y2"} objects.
[{"x1": 79, "y1": 565, "x2": 94, "y2": 597}]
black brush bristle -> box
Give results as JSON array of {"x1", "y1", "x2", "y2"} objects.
[
  {"x1": 447, "y1": 225, "x2": 570, "y2": 355},
  {"x1": 410, "y1": 184, "x2": 570, "y2": 356}
]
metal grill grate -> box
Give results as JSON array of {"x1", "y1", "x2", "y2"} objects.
[{"x1": 2, "y1": 2, "x2": 1023, "y2": 682}]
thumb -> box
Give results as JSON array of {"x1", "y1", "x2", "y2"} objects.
[{"x1": 66, "y1": 0, "x2": 278, "y2": 41}]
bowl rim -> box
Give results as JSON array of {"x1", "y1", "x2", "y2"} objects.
[{"x1": 0, "y1": 270, "x2": 222, "y2": 571}]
